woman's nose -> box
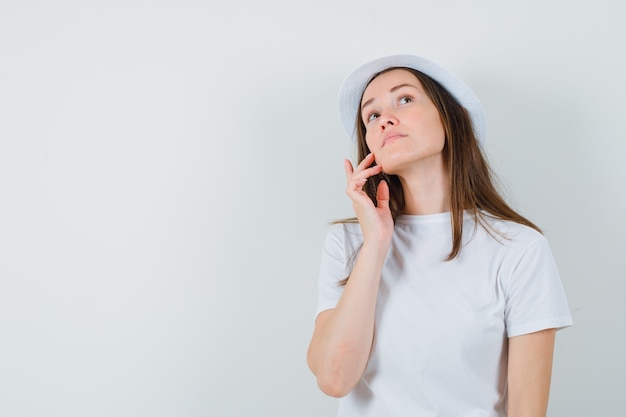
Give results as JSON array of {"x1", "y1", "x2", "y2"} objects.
[{"x1": 379, "y1": 111, "x2": 398, "y2": 129}]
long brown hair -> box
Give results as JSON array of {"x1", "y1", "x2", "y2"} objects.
[{"x1": 340, "y1": 67, "x2": 540, "y2": 261}]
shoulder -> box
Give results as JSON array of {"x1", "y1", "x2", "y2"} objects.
[
  {"x1": 326, "y1": 221, "x2": 362, "y2": 237},
  {"x1": 322, "y1": 222, "x2": 363, "y2": 259},
  {"x1": 477, "y1": 216, "x2": 561, "y2": 284},
  {"x1": 479, "y1": 214, "x2": 547, "y2": 249},
  {"x1": 471, "y1": 214, "x2": 556, "y2": 270}
]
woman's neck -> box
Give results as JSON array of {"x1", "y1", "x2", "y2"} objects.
[{"x1": 397, "y1": 159, "x2": 450, "y2": 215}]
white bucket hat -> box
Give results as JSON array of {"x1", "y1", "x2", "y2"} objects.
[{"x1": 337, "y1": 54, "x2": 487, "y2": 145}]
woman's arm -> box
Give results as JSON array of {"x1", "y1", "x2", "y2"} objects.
[
  {"x1": 307, "y1": 241, "x2": 388, "y2": 397},
  {"x1": 307, "y1": 155, "x2": 393, "y2": 398},
  {"x1": 507, "y1": 328, "x2": 557, "y2": 417}
]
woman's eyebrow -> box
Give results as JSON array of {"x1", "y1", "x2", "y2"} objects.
[{"x1": 361, "y1": 83, "x2": 419, "y2": 111}]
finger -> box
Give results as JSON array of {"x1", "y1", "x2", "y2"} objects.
[
  {"x1": 343, "y1": 159, "x2": 354, "y2": 181},
  {"x1": 355, "y1": 153, "x2": 376, "y2": 172},
  {"x1": 345, "y1": 160, "x2": 368, "y2": 194},
  {"x1": 376, "y1": 180, "x2": 390, "y2": 209},
  {"x1": 346, "y1": 157, "x2": 379, "y2": 182},
  {"x1": 360, "y1": 164, "x2": 383, "y2": 179}
]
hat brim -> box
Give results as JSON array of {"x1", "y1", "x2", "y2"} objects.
[{"x1": 337, "y1": 54, "x2": 486, "y2": 145}]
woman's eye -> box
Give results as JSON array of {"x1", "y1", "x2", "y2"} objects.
[
  {"x1": 366, "y1": 113, "x2": 379, "y2": 123},
  {"x1": 399, "y1": 96, "x2": 413, "y2": 105}
]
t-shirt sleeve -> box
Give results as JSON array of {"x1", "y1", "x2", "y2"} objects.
[
  {"x1": 314, "y1": 224, "x2": 359, "y2": 318},
  {"x1": 503, "y1": 235, "x2": 573, "y2": 337}
]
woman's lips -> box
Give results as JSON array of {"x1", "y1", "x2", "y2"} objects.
[{"x1": 383, "y1": 132, "x2": 406, "y2": 147}]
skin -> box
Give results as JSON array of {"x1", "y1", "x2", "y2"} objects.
[
  {"x1": 359, "y1": 69, "x2": 449, "y2": 215},
  {"x1": 507, "y1": 328, "x2": 556, "y2": 417},
  {"x1": 307, "y1": 69, "x2": 556, "y2": 415}
]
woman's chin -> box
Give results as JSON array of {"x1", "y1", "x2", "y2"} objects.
[{"x1": 379, "y1": 162, "x2": 402, "y2": 176}]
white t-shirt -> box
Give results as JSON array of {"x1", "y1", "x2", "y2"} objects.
[{"x1": 315, "y1": 211, "x2": 573, "y2": 417}]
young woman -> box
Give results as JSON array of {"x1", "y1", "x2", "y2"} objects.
[{"x1": 307, "y1": 55, "x2": 572, "y2": 417}]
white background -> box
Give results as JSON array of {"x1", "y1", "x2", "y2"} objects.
[{"x1": 1, "y1": 1, "x2": 624, "y2": 416}]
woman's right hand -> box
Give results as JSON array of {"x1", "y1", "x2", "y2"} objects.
[
  {"x1": 344, "y1": 153, "x2": 394, "y2": 245},
  {"x1": 307, "y1": 154, "x2": 393, "y2": 397}
]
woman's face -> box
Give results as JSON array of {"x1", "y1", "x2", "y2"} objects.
[{"x1": 360, "y1": 69, "x2": 445, "y2": 176}]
